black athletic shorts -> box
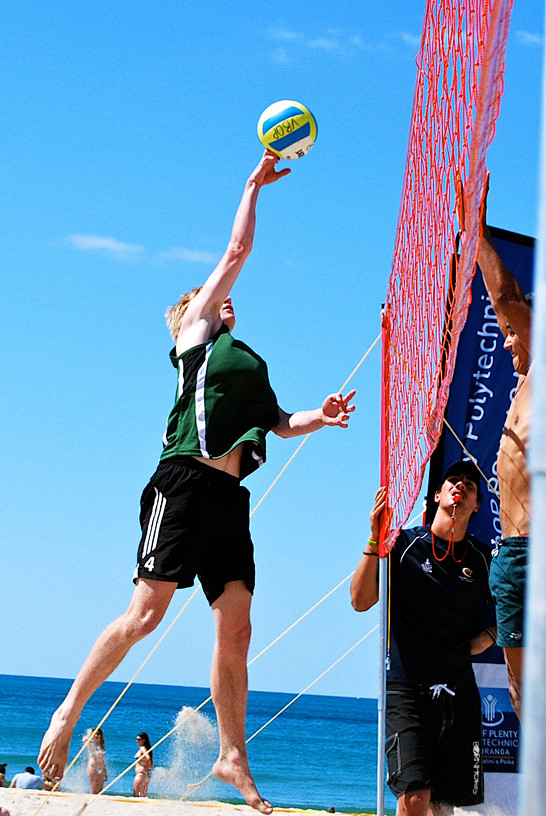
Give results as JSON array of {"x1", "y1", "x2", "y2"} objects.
[
  {"x1": 133, "y1": 456, "x2": 255, "y2": 605},
  {"x1": 385, "y1": 682, "x2": 483, "y2": 806}
]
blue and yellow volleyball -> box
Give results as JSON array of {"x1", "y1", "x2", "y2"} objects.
[{"x1": 257, "y1": 100, "x2": 317, "y2": 160}]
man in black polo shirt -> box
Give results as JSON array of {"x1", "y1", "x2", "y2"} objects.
[{"x1": 351, "y1": 462, "x2": 497, "y2": 816}]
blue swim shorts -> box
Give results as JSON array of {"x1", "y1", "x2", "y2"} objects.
[{"x1": 489, "y1": 537, "x2": 528, "y2": 648}]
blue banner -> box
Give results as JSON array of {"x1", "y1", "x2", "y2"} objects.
[{"x1": 426, "y1": 227, "x2": 534, "y2": 790}]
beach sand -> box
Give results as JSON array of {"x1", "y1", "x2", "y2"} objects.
[
  {"x1": 0, "y1": 789, "x2": 512, "y2": 816},
  {"x1": 0, "y1": 790, "x2": 372, "y2": 816}
]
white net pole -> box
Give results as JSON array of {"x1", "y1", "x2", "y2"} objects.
[
  {"x1": 376, "y1": 556, "x2": 388, "y2": 816},
  {"x1": 519, "y1": 17, "x2": 546, "y2": 815}
]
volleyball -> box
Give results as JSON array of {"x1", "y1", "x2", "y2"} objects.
[{"x1": 257, "y1": 100, "x2": 317, "y2": 160}]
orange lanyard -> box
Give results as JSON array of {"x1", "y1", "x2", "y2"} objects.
[{"x1": 431, "y1": 501, "x2": 468, "y2": 563}]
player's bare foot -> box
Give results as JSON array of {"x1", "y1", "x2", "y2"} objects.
[
  {"x1": 213, "y1": 752, "x2": 273, "y2": 814},
  {"x1": 38, "y1": 709, "x2": 75, "y2": 782}
]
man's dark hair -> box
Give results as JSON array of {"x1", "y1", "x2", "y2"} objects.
[
  {"x1": 437, "y1": 460, "x2": 483, "y2": 502},
  {"x1": 24, "y1": 767, "x2": 35, "y2": 774}
]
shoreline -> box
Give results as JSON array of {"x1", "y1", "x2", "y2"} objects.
[{"x1": 0, "y1": 790, "x2": 376, "y2": 816}]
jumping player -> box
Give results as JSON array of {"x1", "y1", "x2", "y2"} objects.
[{"x1": 38, "y1": 151, "x2": 356, "y2": 814}]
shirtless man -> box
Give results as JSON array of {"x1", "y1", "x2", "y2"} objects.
[
  {"x1": 38, "y1": 151, "x2": 356, "y2": 813},
  {"x1": 477, "y1": 174, "x2": 532, "y2": 718}
]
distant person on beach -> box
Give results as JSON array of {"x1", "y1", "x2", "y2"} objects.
[
  {"x1": 477, "y1": 174, "x2": 531, "y2": 720},
  {"x1": 83, "y1": 727, "x2": 107, "y2": 794},
  {"x1": 38, "y1": 151, "x2": 356, "y2": 815},
  {"x1": 351, "y1": 462, "x2": 496, "y2": 816},
  {"x1": 134, "y1": 732, "x2": 153, "y2": 797},
  {"x1": 0, "y1": 764, "x2": 6, "y2": 787},
  {"x1": 9, "y1": 767, "x2": 42, "y2": 790}
]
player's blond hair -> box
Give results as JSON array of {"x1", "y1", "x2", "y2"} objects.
[{"x1": 165, "y1": 286, "x2": 203, "y2": 341}]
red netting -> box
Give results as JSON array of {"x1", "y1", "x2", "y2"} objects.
[{"x1": 380, "y1": 0, "x2": 514, "y2": 553}]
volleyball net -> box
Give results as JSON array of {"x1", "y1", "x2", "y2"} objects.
[{"x1": 380, "y1": 0, "x2": 514, "y2": 552}]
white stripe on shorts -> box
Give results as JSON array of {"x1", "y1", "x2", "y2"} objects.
[{"x1": 143, "y1": 487, "x2": 167, "y2": 558}]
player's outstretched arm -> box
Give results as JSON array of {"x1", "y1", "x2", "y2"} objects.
[
  {"x1": 272, "y1": 390, "x2": 356, "y2": 438},
  {"x1": 477, "y1": 173, "x2": 531, "y2": 348},
  {"x1": 179, "y1": 152, "x2": 290, "y2": 345}
]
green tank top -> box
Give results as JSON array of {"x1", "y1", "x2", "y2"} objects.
[{"x1": 160, "y1": 325, "x2": 279, "y2": 479}]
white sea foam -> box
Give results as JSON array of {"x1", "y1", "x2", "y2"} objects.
[
  {"x1": 151, "y1": 706, "x2": 218, "y2": 798},
  {"x1": 62, "y1": 759, "x2": 88, "y2": 795}
]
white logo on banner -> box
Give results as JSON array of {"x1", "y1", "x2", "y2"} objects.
[{"x1": 482, "y1": 693, "x2": 505, "y2": 727}]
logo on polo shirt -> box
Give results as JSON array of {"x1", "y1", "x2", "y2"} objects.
[
  {"x1": 421, "y1": 558, "x2": 433, "y2": 573},
  {"x1": 459, "y1": 566, "x2": 474, "y2": 582}
]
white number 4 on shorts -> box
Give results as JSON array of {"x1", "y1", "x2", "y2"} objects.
[{"x1": 143, "y1": 557, "x2": 155, "y2": 572}]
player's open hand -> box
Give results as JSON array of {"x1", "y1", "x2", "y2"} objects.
[
  {"x1": 249, "y1": 150, "x2": 291, "y2": 187},
  {"x1": 320, "y1": 389, "x2": 356, "y2": 428},
  {"x1": 369, "y1": 486, "x2": 387, "y2": 541}
]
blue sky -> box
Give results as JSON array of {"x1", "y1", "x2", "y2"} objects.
[{"x1": 1, "y1": 1, "x2": 543, "y2": 701}]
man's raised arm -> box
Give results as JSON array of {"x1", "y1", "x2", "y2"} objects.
[
  {"x1": 350, "y1": 486, "x2": 386, "y2": 612},
  {"x1": 179, "y1": 151, "x2": 290, "y2": 350},
  {"x1": 477, "y1": 174, "x2": 532, "y2": 349}
]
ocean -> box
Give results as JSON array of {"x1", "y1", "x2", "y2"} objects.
[{"x1": 0, "y1": 675, "x2": 397, "y2": 814}]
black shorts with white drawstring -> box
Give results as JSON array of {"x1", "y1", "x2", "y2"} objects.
[{"x1": 385, "y1": 681, "x2": 483, "y2": 806}]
